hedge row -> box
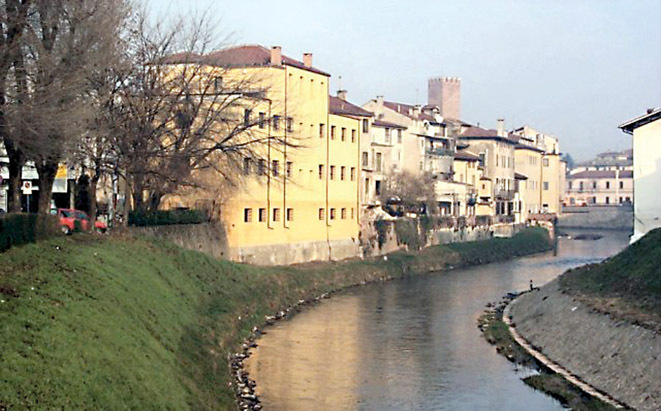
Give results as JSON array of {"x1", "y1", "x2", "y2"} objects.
[
  {"x1": 128, "y1": 209, "x2": 206, "y2": 227},
  {"x1": 0, "y1": 213, "x2": 60, "y2": 252}
]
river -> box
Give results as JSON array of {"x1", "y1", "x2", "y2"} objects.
[{"x1": 245, "y1": 230, "x2": 630, "y2": 410}]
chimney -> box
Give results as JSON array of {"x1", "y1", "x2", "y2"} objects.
[
  {"x1": 303, "y1": 52, "x2": 313, "y2": 68},
  {"x1": 497, "y1": 118, "x2": 505, "y2": 137},
  {"x1": 270, "y1": 46, "x2": 282, "y2": 66},
  {"x1": 413, "y1": 104, "x2": 422, "y2": 117},
  {"x1": 337, "y1": 89, "x2": 347, "y2": 100},
  {"x1": 376, "y1": 95, "x2": 384, "y2": 108}
]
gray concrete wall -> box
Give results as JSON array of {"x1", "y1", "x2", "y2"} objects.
[
  {"x1": 510, "y1": 279, "x2": 660, "y2": 410},
  {"x1": 558, "y1": 205, "x2": 633, "y2": 230},
  {"x1": 230, "y1": 238, "x2": 361, "y2": 266},
  {"x1": 130, "y1": 223, "x2": 229, "y2": 260}
]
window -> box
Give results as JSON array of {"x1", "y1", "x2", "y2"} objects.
[
  {"x1": 592, "y1": 181, "x2": 597, "y2": 189},
  {"x1": 340, "y1": 166, "x2": 346, "y2": 180},
  {"x1": 376, "y1": 152, "x2": 382, "y2": 172},
  {"x1": 361, "y1": 152, "x2": 368, "y2": 167},
  {"x1": 258, "y1": 208, "x2": 266, "y2": 222},
  {"x1": 330, "y1": 165, "x2": 336, "y2": 180},
  {"x1": 272, "y1": 208, "x2": 280, "y2": 222},
  {"x1": 568, "y1": 181, "x2": 572, "y2": 189},
  {"x1": 606, "y1": 181, "x2": 610, "y2": 189},
  {"x1": 362, "y1": 119, "x2": 369, "y2": 133},
  {"x1": 385, "y1": 128, "x2": 391, "y2": 143},
  {"x1": 341, "y1": 208, "x2": 347, "y2": 219},
  {"x1": 286, "y1": 208, "x2": 293, "y2": 221},
  {"x1": 543, "y1": 181, "x2": 549, "y2": 191},
  {"x1": 286, "y1": 161, "x2": 292, "y2": 178},
  {"x1": 351, "y1": 208, "x2": 355, "y2": 219},
  {"x1": 605, "y1": 197, "x2": 610, "y2": 204},
  {"x1": 350, "y1": 167, "x2": 356, "y2": 181},
  {"x1": 318, "y1": 208, "x2": 325, "y2": 220},
  {"x1": 286, "y1": 117, "x2": 293, "y2": 132},
  {"x1": 258, "y1": 112, "x2": 266, "y2": 129},
  {"x1": 619, "y1": 181, "x2": 624, "y2": 189},
  {"x1": 341, "y1": 127, "x2": 346, "y2": 141},
  {"x1": 243, "y1": 158, "x2": 251, "y2": 175},
  {"x1": 364, "y1": 178, "x2": 370, "y2": 195},
  {"x1": 257, "y1": 159, "x2": 266, "y2": 175},
  {"x1": 244, "y1": 208, "x2": 252, "y2": 222},
  {"x1": 273, "y1": 115, "x2": 280, "y2": 130},
  {"x1": 351, "y1": 129, "x2": 356, "y2": 143},
  {"x1": 330, "y1": 208, "x2": 336, "y2": 220},
  {"x1": 543, "y1": 158, "x2": 549, "y2": 167},
  {"x1": 397, "y1": 129, "x2": 402, "y2": 143},
  {"x1": 319, "y1": 164, "x2": 324, "y2": 179},
  {"x1": 319, "y1": 123, "x2": 325, "y2": 138},
  {"x1": 244, "y1": 109, "x2": 252, "y2": 127},
  {"x1": 331, "y1": 125, "x2": 336, "y2": 140},
  {"x1": 272, "y1": 160, "x2": 279, "y2": 176},
  {"x1": 375, "y1": 180, "x2": 381, "y2": 195}
]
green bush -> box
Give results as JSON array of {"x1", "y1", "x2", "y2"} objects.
[
  {"x1": 128, "y1": 209, "x2": 206, "y2": 227},
  {"x1": 394, "y1": 218, "x2": 425, "y2": 251},
  {"x1": 374, "y1": 219, "x2": 390, "y2": 249},
  {"x1": 0, "y1": 213, "x2": 59, "y2": 252}
]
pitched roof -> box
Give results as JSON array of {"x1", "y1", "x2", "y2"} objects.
[
  {"x1": 372, "y1": 119, "x2": 406, "y2": 129},
  {"x1": 454, "y1": 149, "x2": 481, "y2": 162},
  {"x1": 568, "y1": 170, "x2": 633, "y2": 179},
  {"x1": 460, "y1": 126, "x2": 518, "y2": 144},
  {"x1": 619, "y1": 107, "x2": 661, "y2": 133},
  {"x1": 164, "y1": 45, "x2": 330, "y2": 76},
  {"x1": 329, "y1": 96, "x2": 373, "y2": 118}
]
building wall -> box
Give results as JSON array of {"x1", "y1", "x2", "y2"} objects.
[
  {"x1": 565, "y1": 175, "x2": 633, "y2": 205},
  {"x1": 541, "y1": 154, "x2": 562, "y2": 214},
  {"x1": 631, "y1": 119, "x2": 661, "y2": 241},
  {"x1": 515, "y1": 147, "x2": 543, "y2": 219},
  {"x1": 427, "y1": 77, "x2": 461, "y2": 120}
]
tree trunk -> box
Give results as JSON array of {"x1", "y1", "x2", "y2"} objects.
[
  {"x1": 4, "y1": 138, "x2": 25, "y2": 212},
  {"x1": 35, "y1": 159, "x2": 57, "y2": 215},
  {"x1": 88, "y1": 176, "x2": 98, "y2": 225}
]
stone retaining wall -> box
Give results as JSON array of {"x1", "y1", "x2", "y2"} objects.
[
  {"x1": 130, "y1": 223, "x2": 229, "y2": 260},
  {"x1": 509, "y1": 279, "x2": 660, "y2": 410},
  {"x1": 558, "y1": 206, "x2": 633, "y2": 231}
]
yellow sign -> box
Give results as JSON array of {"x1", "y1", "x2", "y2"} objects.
[{"x1": 56, "y1": 163, "x2": 67, "y2": 179}]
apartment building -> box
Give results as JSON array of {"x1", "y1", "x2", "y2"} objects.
[
  {"x1": 514, "y1": 144, "x2": 544, "y2": 220},
  {"x1": 619, "y1": 107, "x2": 661, "y2": 242},
  {"x1": 459, "y1": 121, "x2": 516, "y2": 219},
  {"x1": 164, "y1": 45, "x2": 362, "y2": 264}
]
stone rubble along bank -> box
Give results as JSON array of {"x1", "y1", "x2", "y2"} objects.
[{"x1": 509, "y1": 278, "x2": 661, "y2": 410}]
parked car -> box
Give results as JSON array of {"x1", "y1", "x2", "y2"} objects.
[{"x1": 52, "y1": 208, "x2": 107, "y2": 234}]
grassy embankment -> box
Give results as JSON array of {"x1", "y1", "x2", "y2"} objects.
[
  {"x1": 560, "y1": 227, "x2": 661, "y2": 332},
  {"x1": 1, "y1": 227, "x2": 551, "y2": 409}
]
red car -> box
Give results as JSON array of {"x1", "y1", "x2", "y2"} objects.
[{"x1": 52, "y1": 208, "x2": 107, "y2": 234}]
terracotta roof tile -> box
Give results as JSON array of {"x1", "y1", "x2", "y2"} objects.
[
  {"x1": 372, "y1": 119, "x2": 406, "y2": 129},
  {"x1": 329, "y1": 96, "x2": 373, "y2": 117},
  {"x1": 454, "y1": 149, "x2": 481, "y2": 161}
]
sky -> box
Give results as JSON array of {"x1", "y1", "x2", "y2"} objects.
[{"x1": 145, "y1": 0, "x2": 661, "y2": 162}]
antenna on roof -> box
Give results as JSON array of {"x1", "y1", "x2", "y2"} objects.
[{"x1": 338, "y1": 75, "x2": 343, "y2": 91}]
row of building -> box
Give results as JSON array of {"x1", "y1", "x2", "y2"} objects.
[{"x1": 160, "y1": 45, "x2": 566, "y2": 264}]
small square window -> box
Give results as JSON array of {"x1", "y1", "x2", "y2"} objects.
[
  {"x1": 350, "y1": 167, "x2": 356, "y2": 181},
  {"x1": 258, "y1": 112, "x2": 266, "y2": 129},
  {"x1": 258, "y1": 159, "x2": 266, "y2": 175},
  {"x1": 258, "y1": 208, "x2": 266, "y2": 222},
  {"x1": 244, "y1": 208, "x2": 252, "y2": 222},
  {"x1": 331, "y1": 125, "x2": 336, "y2": 140},
  {"x1": 330, "y1": 208, "x2": 336, "y2": 220},
  {"x1": 330, "y1": 165, "x2": 335, "y2": 180},
  {"x1": 286, "y1": 117, "x2": 293, "y2": 132},
  {"x1": 273, "y1": 208, "x2": 280, "y2": 222},
  {"x1": 319, "y1": 123, "x2": 325, "y2": 138},
  {"x1": 286, "y1": 161, "x2": 292, "y2": 178},
  {"x1": 286, "y1": 208, "x2": 293, "y2": 221},
  {"x1": 341, "y1": 208, "x2": 346, "y2": 219},
  {"x1": 351, "y1": 208, "x2": 355, "y2": 219},
  {"x1": 318, "y1": 208, "x2": 325, "y2": 220},
  {"x1": 351, "y1": 129, "x2": 356, "y2": 143},
  {"x1": 273, "y1": 115, "x2": 280, "y2": 131},
  {"x1": 319, "y1": 164, "x2": 324, "y2": 179},
  {"x1": 341, "y1": 127, "x2": 346, "y2": 141},
  {"x1": 340, "y1": 166, "x2": 346, "y2": 180},
  {"x1": 272, "y1": 160, "x2": 279, "y2": 177}
]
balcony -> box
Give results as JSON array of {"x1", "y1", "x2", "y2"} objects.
[
  {"x1": 494, "y1": 188, "x2": 515, "y2": 200},
  {"x1": 426, "y1": 147, "x2": 454, "y2": 157}
]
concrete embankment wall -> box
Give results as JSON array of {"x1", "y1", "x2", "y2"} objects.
[
  {"x1": 558, "y1": 206, "x2": 633, "y2": 230},
  {"x1": 130, "y1": 223, "x2": 229, "y2": 260},
  {"x1": 510, "y1": 279, "x2": 660, "y2": 410}
]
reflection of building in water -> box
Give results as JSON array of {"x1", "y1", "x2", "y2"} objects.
[{"x1": 245, "y1": 296, "x2": 362, "y2": 410}]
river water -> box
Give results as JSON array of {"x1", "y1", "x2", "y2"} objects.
[{"x1": 245, "y1": 230, "x2": 630, "y2": 410}]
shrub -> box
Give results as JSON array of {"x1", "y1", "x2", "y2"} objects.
[
  {"x1": 128, "y1": 209, "x2": 206, "y2": 227},
  {"x1": 394, "y1": 218, "x2": 424, "y2": 251},
  {"x1": 0, "y1": 213, "x2": 60, "y2": 252},
  {"x1": 374, "y1": 219, "x2": 390, "y2": 249}
]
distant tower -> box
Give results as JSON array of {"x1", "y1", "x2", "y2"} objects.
[{"x1": 427, "y1": 77, "x2": 461, "y2": 120}]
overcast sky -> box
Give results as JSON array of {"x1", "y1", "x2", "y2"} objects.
[{"x1": 146, "y1": 0, "x2": 661, "y2": 162}]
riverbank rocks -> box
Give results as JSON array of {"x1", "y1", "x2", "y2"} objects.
[{"x1": 509, "y1": 278, "x2": 661, "y2": 410}]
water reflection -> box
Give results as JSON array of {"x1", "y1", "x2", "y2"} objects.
[{"x1": 246, "y1": 230, "x2": 629, "y2": 410}]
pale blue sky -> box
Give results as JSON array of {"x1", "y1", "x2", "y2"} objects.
[{"x1": 145, "y1": 0, "x2": 661, "y2": 161}]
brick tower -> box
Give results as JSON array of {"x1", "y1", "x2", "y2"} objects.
[{"x1": 427, "y1": 77, "x2": 461, "y2": 120}]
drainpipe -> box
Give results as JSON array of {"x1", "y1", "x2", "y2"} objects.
[{"x1": 326, "y1": 81, "x2": 332, "y2": 260}]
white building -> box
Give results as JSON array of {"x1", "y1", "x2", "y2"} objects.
[{"x1": 619, "y1": 108, "x2": 661, "y2": 242}]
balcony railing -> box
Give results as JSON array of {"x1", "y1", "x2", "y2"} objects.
[
  {"x1": 426, "y1": 147, "x2": 454, "y2": 157},
  {"x1": 494, "y1": 188, "x2": 515, "y2": 200}
]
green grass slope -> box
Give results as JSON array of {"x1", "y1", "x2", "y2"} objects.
[
  {"x1": 0, "y1": 227, "x2": 551, "y2": 409},
  {"x1": 560, "y1": 227, "x2": 661, "y2": 330}
]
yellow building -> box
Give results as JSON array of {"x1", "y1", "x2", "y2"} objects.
[
  {"x1": 166, "y1": 45, "x2": 363, "y2": 264},
  {"x1": 452, "y1": 149, "x2": 482, "y2": 216},
  {"x1": 514, "y1": 144, "x2": 544, "y2": 221}
]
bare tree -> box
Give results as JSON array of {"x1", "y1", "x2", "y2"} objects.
[
  {"x1": 109, "y1": 12, "x2": 287, "y2": 216},
  {"x1": 380, "y1": 171, "x2": 439, "y2": 215}
]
